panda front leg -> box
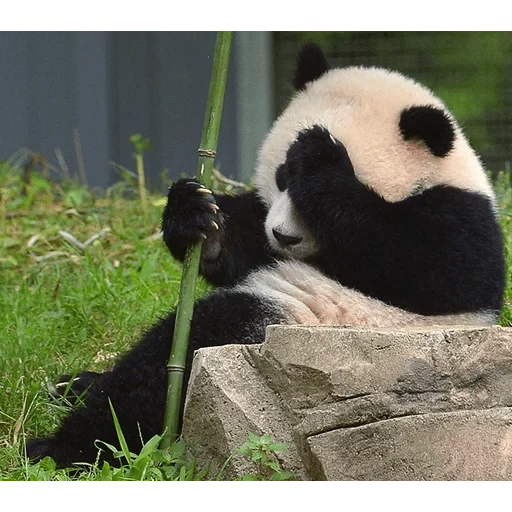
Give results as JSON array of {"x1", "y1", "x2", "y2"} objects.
[
  {"x1": 26, "y1": 289, "x2": 286, "y2": 468},
  {"x1": 162, "y1": 178, "x2": 275, "y2": 287},
  {"x1": 47, "y1": 371, "x2": 102, "y2": 406},
  {"x1": 284, "y1": 125, "x2": 382, "y2": 250}
]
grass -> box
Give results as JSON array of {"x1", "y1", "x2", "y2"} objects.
[
  {"x1": 493, "y1": 171, "x2": 512, "y2": 326},
  {"x1": 0, "y1": 161, "x2": 511, "y2": 480},
  {"x1": 0, "y1": 163, "x2": 213, "y2": 479}
]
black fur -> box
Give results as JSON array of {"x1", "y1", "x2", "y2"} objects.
[
  {"x1": 163, "y1": 178, "x2": 276, "y2": 286},
  {"x1": 400, "y1": 105, "x2": 455, "y2": 157},
  {"x1": 286, "y1": 125, "x2": 505, "y2": 315},
  {"x1": 48, "y1": 371, "x2": 101, "y2": 406},
  {"x1": 27, "y1": 51, "x2": 505, "y2": 469},
  {"x1": 293, "y1": 43, "x2": 330, "y2": 91},
  {"x1": 27, "y1": 125, "x2": 505, "y2": 468},
  {"x1": 275, "y1": 164, "x2": 288, "y2": 192},
  {"x1": 26, "y1": 291, "x2": 284, "y2": 467}
]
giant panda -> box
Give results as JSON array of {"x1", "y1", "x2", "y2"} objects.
[{"x1": 26, "y1": 43, "x2": 505, "y2": 467}]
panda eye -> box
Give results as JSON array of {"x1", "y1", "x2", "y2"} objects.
[{"x1": 275, "y1": 164, "x2": 288, "y2": 192}]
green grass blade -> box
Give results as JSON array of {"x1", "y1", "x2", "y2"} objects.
[{"x1": 108, "y1": 399, "x2": 132, "y2": 466}]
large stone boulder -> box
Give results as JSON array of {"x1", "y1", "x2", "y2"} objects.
[{"x1": 182, "y1": 326, "x2": 512, "y2": 480}]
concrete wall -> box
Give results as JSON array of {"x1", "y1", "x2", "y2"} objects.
[{"x1": 0, "y1": 31, "x2": 273, "y2": 190}]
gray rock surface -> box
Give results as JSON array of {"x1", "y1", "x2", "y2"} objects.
[{"x1": 182, "y1": 325, "x2": 512, "y2": 480}]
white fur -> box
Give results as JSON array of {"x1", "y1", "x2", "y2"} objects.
[
  {"x1": 248, "y1": 65, "x2": 498, "y2": 329},
  {"x1": 255, "y1": 66, "x2": 495, "y2": 206},
  {"x1": 265, "y1": 192, "x2": 318, "y2": 259},
  {"x1": 237, "y1": 262, "x2": 497, "y2": 328}
]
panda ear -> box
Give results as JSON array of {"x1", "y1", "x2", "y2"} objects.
[
  {"x1": 399, "y1": 105, "x2": 455, "y2": 157},
  {"x1": 293, "y1": 43, "x2": 330, "y2": 91}
]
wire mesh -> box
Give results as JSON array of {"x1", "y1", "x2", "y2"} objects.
[{"x1": 274, "y1": 32, "x2": 512, "y2": 173}]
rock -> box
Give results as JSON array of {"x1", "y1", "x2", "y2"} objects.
[
  {"x1": 182, "y1": 344, "x2": 308, "y2": 480},
  {"x1": 308, "y1": 409, "x2": 512, "y2": 480},
  {"x1": 182, "y1": 326, "x2": 512, "y2": 480}
]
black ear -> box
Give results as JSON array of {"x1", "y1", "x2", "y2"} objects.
[
  {"x1": 399, "y1": 105, "x2": 455, "y2": 157},
  {"x1": 293, "y1": 43, "x2": 330, "y2": 91}
]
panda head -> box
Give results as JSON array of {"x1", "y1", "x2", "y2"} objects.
[{"x1": 256, "y1": 43, "x2": 494, "y2": 260}]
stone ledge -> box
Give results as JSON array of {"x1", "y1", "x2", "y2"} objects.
[{"x1": 182, "y1": 325, "x2": 512, "y2": 480}]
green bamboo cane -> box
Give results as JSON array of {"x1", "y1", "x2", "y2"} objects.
[{"x1": 160, "y1": 31, "x2": 233, "y2": 449}]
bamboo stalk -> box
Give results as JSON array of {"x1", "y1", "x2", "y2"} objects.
[{"x1": 160, "y1": 31, "x2": 233, "y2": 449}]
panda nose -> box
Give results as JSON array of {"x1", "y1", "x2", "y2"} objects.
[{"x1": 272, "y1": 228, "x2": 303, "y2": 247}]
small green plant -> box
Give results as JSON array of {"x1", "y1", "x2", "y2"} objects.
[
  {"x1": 11, "y1": 401, "x2": 207, "y2": 481},
  {"x1": 129, "y1": 133, "x2": 153, "y2": 220},
  {"x1": 83, "y1": 400, "x2": 208, "y2": 481},
  {"x1": 237, "y1": 432, "x2": 294, "y2": 481}
]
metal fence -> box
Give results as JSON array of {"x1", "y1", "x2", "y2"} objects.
[{"x1": 273, "y1": 32, "x2": 512, "y2": 174}]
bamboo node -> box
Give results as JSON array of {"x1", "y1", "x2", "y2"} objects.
[
  {"x1": 198, "y1": 148, "x2": 217, "y2": 158},
  {"x1": 166, "y1": 364, "x2": 186, "y2": 373}
]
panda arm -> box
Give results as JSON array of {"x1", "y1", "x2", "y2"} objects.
[
  {"x1": 286, "y1": 126, "x2": 505, "y2": 315},
  {"x1": 319, "y1": 186, "x2": 504, "y2": 316},
  {"x1": 201, "y1": 191, "x2": 277, "y2": 286},
  {"x1": 162, "y1": 179, "x2": 275, "y2": 286}
]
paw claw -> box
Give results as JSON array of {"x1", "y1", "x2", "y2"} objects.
[{"x1": 163, "y1": 177, "x2": 223, "y2": 254}]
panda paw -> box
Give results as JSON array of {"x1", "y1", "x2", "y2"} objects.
[
  {"x1": 286, "y1": 125, "x2": 355, "y2": 178},
  {"x1": 162, "y1": 178, "x2": 224, "y2": 261},
  {"x1": 26, "y1": 437, "x2": 78, "y2": 468},
  {"x1": 26, "y1": 437, "x2": 55, "y2": 463},
  {"x1": 48, "y1": 371, "x2": 100, "y2": 406}
]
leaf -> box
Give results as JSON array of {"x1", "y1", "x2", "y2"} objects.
[
  {"x1": 151, "y1": 449, "x2": 171, "y2": 464},
  {"x1": 101, "y1": 461, "x2": 113, "y2": 480},
  {"x1": 136, "y1": 434, "x2": 162, "y2": 459},
  {"x1": 108, "y1": 399, "x2": 132, "y2": 466},
  {"x1": 129, "y1": 134, "x2": 154, "y2": 154},
  {"x1": 164, "y1": 466, "x2": 178, "y2": 480},
  {"x1": 238, "y1": 441, "x2": 252, "y2": 456},
  {"x1": 39, "y1": 456, "x2": 56, "y2": 472},
  {"x1": 268, "y1": 443, "x2": 288, "y2": 452},
  {"x1": 251, "y1": 451, "x2": 264, "y2": 462},
  {"x1": 270, "y1": 471, "x2": 294, "y2": 481},
  {"x1": 65, "y1": 188, "x2": 90, "y2": 208},
  {"x1": 194, "y1": 465, "x2": 210, "y2": 481},
  {"x1": 133, "y1": 455, "x2": 151, "y2": 471},
  {"x1": 239, "y1": 474, "x2": 259, "y2": 481},
  {"x1": 54, "y1": 473, "x2": 71, "y2": 481},
  {"x1": 129, "y1": 456, "x2": 152, "y2": 480},
  {"x1": 260, "y1": 434, "x2": 272, "y2": 444},
  {"x1": 248, "y1": 432, "x2": 260, "y2": 444},
  {"x1": 215, "y1": 453, "x2": 235, "y2": 481},
  {"x1": 169, "y1": 439, "x2": 187, "y2": 458},
  {"x1": 94, "y1": 439, "x2": 118, "y2": 455},
  {"x1": 147, "y1": 467, "x2": 164, "y2": 481},
  {"x1": 179, "y1": 465, "x2": 188, "y2": 481},
  {"x1": 265, "y1": 461, "x2": 281, "y2": 472},
  {"x1": 1, "y1": 237, "x2": 19, "y2": 249}
]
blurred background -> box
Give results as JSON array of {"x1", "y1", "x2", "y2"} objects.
[{"x1": 1, "y1": 31, "x2": 511, "y2": 190}]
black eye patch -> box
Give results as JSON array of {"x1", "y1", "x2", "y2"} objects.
[{"x1": 275, "y1": 164, "x2": 288, "y2": 192}]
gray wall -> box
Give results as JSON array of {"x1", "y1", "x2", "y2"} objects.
[{"x1": 0, "y1": 32, "x2": 273, "y2": 190}]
